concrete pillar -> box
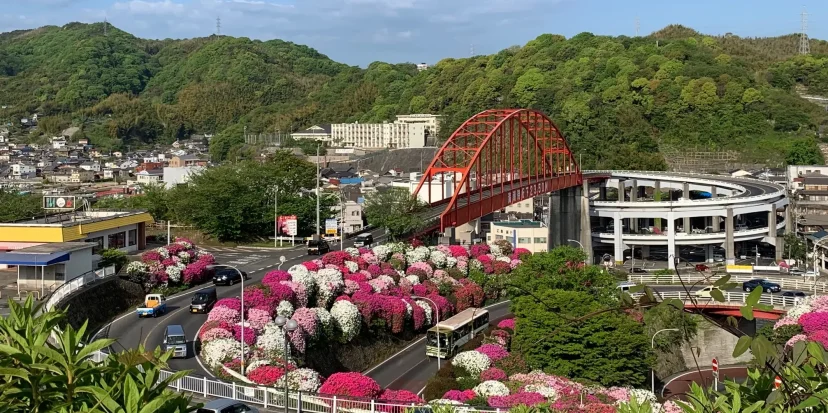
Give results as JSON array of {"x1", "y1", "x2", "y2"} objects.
[
  {"x1": 785, "y1": 206, "x2": 793, "y2": 235},
  {"x1": 581, "y1": 180, "x2": 593, "y2": 265},
  {"x1": 726, "y1": 208, "x2": 735, "y2": 265},
  {"x1": 712, "y1": 214, "x2": 720, "y2": 233},
  {"x1": 654, "y1": 180, "x2": 661, "y2": 199},
  {"x1": 704, "y1": 244, "x2": 713, "y2": 263},
  {"x1": 776, "y1": 236, "x2": 784, "y2": 262},
  {"x1": 768, "y1": 207, "x2": 777, "y2": 238},
  {"x1": 683, "y1": 182, "x2": 690, "y2": 200},
  {"x1": 667, "y1": 212, "x2": 676, "y2": 270},
  {"x1": 684, "y1": 215, "x2": 692, "y2": 234},
  {"x1": 548, "y1": 192, "x2": 561, "y2": 251},
  {"x1": 629, "y1": 180, "x2": 638, "y2": 202},
  {"x1": 617, "y1": 180, "x2": 625, "y2": 202},
  {"x1": 614, "y1": 214, "x2": 624, "y2": 265},
  {"x1": 640, "y1": 245, "x2": 650, "y2": 259},
  {"x1": 599, "y1": 186, "x2": 607, "y2": 201},
  {"x1": 711, "y1": 186, "x2": 717, "y2": 198}
]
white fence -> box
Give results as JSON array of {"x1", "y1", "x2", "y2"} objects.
[
  {"x1": 648, "y1": 291, "x2": 801, "y2": 309},
  {"x1": 43, "y1": 266, "x2": 117, "y2": 312},
  {"x1": 89, "y1": 351, "x2": 495, "y2": 413},
  {"x1": 627, "y1": 274, "x2": 828, "y2": 294}
]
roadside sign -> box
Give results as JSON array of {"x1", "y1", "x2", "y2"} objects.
[
  {"x1": 325, "y1": 218, "x2": 338, "y2": 235},
  {"x1": 43, "y1": 195, "x2": 76, "y2": 210},
  {"x1": 277, "y1": 215, "x2": 298, "y2": 236},
  {"x1": 774, "y1": 376, "x2": 782, "y2": 389},
  {"x1": 712, "y1": 358, "x2": 718, "y2": 373}
]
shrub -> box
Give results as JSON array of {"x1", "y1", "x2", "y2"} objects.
[
  {"x1": 773, "y1": 324, "x2": 804, "y2": 346},
  {"x1": 480, "y1": 367, "x2": 507, "y2": 381},
  {"x1": 457, "y1": 376, "x2": 480, "y2": 391},
  {"x1": 318, "y1": 372, "x2": 381, "y2": 398},
  {"x1": 476, "y1": 344, "x2": 509, "y2": 362},
  {"x1": 495, "y1": 353, "x2": 527, "y2": 376},
  {"x1": 424, "y1": 376, "x2": 460, "y2": 402},
  {"x1": 247, "y1": 366, "x2": 287, "y2": 386}
]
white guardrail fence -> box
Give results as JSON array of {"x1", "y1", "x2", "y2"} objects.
[
  {"x1": 90, "y1": 350, "x2": 494, "y2": 413},
  {"x1": 43, "y1": 266, "x2": 117, "y2": 312},
  {"x1": 640, "y1": 291, "x2": 802, "y2": 309},
  {"x1": 627, "y1": 274, "x2": 828, "y2": 294}
]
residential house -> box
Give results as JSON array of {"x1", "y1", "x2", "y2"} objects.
[
  {"x1": 135, "y1": 169, "x2": 163, "y2": 185},
  {"x1": 113, "y1": 151, "x2": 123, "y2": 158},
  {"x1": 52, "y1": 137, "x2": 67, "y2": 150},
  {"x1": 168, "y1": 154, "x2": 207, "y2": 168},
  {"x1": 102, "y1": 169, "x2": 122, "y2": 180},
  {"x1": 11, "y1": 163, "x2": 36, "y2": 179},
  {"x1": 163, "y1": 166, "x2": 204, "y2": 188},
  {"x1": 486, "y1": 220, "x2": 548, "y2": 253},
  {"x1": 136, "y1": 162, "x2": 163, "y2": 173},
  {"x1": 79, "y1": 162, "x2": 101, "y2": 173},
  {"x1": 70, "y1": 169, "x2": 95, "y2": 183},
  {"x1": 795, "y1": 172, "x2": 828, "y2": 233}
]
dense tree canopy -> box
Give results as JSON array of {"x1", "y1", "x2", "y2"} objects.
[
  {"x1": 0, "y1": 189, "x2": 42, "y2": 222},
  {"x1": 1, "y1": 22, "x2": 827, "y2": 166},
  {"x1": 363, "y1": 188, "x2": 427, "y2": 239}
]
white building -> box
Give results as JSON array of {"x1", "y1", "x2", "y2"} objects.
[
  {"x1": 11, "y1": 163, "x2": 36, "y2": 178},
  {"x1": 395, "y1": 114, "x2": 442, "y2": 139},
  {"x1": 135, "y1": 169, "x2": 163, "y2": 184},
  {"x1": 163, "y1": 166, "x2": 204, "y2": 189},
  {"x1": 332, "y1": 122, "x2": 426, "y2": 149},
  {"x1": 52, "y1": 137, "x2": 66, "y2": 150},
  {"x1": 291, "y1": 125, "x2": 332, "y2": 142},
  {"x1": 416, "y1": 63, "x2": 429, "y2": 71},
  {"x1": 487, "y1": 220, "x2": 549, "y2": 253},
  {"x1": 788, "y1": 165, "x2": 828, "y2": 192}
]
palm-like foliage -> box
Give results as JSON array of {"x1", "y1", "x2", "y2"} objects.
[{"x1": 0, "y1": 297, "x2": 197, "y2": 412}]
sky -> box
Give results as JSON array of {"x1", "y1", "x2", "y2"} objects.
[{"x1": 0, "y1": 0, "x2": 826, "y2": 67}]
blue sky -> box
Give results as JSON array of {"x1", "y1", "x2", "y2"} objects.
[{"x1": 0, "y1": 0, "x2": 825, "y2": 66}]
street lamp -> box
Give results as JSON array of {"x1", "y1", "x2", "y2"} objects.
[
  {"x1": 412, "y1": 295, "x2": 441, "y2": 369},
  {"x1": 567, "y1": 239, "x2": 588, "y2": 266},
  {"x1": 208, "y1": 264, "x2": 247, "y2": 371},
  {"x1": 272, "y1": 185, "x2": 280, "y2": 248},
  {"x1": 273, "y1": 316, "x2": 300, "y2": 413},
  {"x1": 651, "y1": 328, "x2": 679, "y2": 394}
]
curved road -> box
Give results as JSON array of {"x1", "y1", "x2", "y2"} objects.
[{"x1": 103, "y1": 228, "x2": 389, "y2": 377}]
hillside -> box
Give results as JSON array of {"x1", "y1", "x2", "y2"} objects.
[{"x1": 1, "y1": 22, "x2": 827, "y2": 169}]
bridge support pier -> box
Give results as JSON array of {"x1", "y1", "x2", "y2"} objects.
[
  {"x1": 549, "y1": 185, "x2": 582, "y2": 253},
  {"x1": 785, "y1": 206, "x2": 793, "y2": 235},
  {"x1": 580, "y1": 180, "x2": 593, "y2": 264},
  {"x1": 726, "y1": 207, "x2": 736, "y2": 265},
  {"x1": 667, "y1": 212, "x2": 676, "y2": 270}
]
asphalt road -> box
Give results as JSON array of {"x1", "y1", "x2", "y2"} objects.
[{"x1": 102, "y1": 228, "x2": 390, "y2": 378}]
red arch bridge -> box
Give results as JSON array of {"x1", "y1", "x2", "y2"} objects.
[{"x1": 411, "y1": 109, "x2": 585, "y2": 244}]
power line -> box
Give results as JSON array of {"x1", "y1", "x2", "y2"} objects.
[{"x1": 800, "y1": 6, "x2": 810, "y2": 55}]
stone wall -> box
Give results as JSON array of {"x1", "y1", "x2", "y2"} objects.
[
  {"x1": 58, "y1": 278, "x2": 144, "y2": 334},
  {"x1": 681, "y1": 320, "x2": 752, "y2": 368}
]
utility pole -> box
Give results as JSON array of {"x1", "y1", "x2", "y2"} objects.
[
  {"x1": 316, "y1": 145, "x2": 321, "y2": 237},
  {"x1": 800, "y1": 7, "x2": 810, "y2": 55},
  {"x1": 274, "y1": 185, "x2": 280, "y2": 248}
]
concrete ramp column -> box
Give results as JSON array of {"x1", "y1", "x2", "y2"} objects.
[
  {"x1": 726, "y1": 208, "x2": 735, "y2": 265},
  {"x1": 580, "y1": 180, "x2": 593, "y2": 264},
  {"x1": 614, "y1": 213, "x2": 624, "y2": 266},
  {"x1": 617, "y1": 180, "x2": 625, "y2": 202},
  {"x1": 785, "y1": 206, "x2": 793, "y2": 235},
  {"x1": 667, "y1": 212, "x2": 676, "y2": 270},
  {"x1": 768, "y1": 207, "x2": 777, "y2": 238}
]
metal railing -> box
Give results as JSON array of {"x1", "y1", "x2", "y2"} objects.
[
  {"x1": 43, "y1": 266, "x2": 117, "y2": 312},
  {"x1": 627, "y1": 273, "x2": 828, "y2": 294},
  {"x1": 645, "y1": 291, "x2": 801, "y2": 309},
  {"x1": 89, "y1": 350, "x2": 496, "y2": 413}
]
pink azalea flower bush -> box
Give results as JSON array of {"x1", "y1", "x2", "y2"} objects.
[
  {"x1": 200, "y1": 241, "x2": 526, "y2": 395},
  {"x1": 318, "y1": 372, "x2": 382, "y2": 398},
  {"x1": 128, "y1": 238, "x2": 214, "y2": 289},
  {"x1": 497, "y1": 318, "x2": 516, "y2": 330},
  {"x1": 443, "y1": 389, "x2": 476, "y2": 402},
  {"x1": 487, "y1": 392, "x2": 546, "y2": 408},
  {"x1": 774, "y1": 296, "x2": 828, "y2": 349}
]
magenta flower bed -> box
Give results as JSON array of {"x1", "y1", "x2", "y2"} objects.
[
  {"x1": 480, "y1": 367, "x2": 507, "y2": 381},
  {"x1": 318, "y1": 372, "x2": 381, "y2": 398},
  {"x1": 477, "y1": 344, "x2": 509, "y2": 362},
  {"x1": 233, "y1": 325, "x2": 257, "y2": 346},
  {"x1": 378, "y1": 389, "x2": 424, "y2": 404},
  {"x1": 247, "y1": 365, "x2": 287, "y2": 385},
  {"x1": 215, "y1": 298, "x2": 242, "y2": 312},
  {"x1": 497, "y1": 319, "x2": 516, "y2": 330},
  {"x1": 799, "y1": 311, "x2": 828, "y2": 334},
  {"x1": 263, "y1": 270, "x2": 291, "y2": 284},
  {"x1": 443, "y1": 389, "x2": 476, "y2": 402},
  {"x1": 487, "y1": 392, "x2": 546, "y2": 408}
]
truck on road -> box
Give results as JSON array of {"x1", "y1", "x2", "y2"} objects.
[{"x1": 137, "y1": 294, "x2": 167, "y2": 318}]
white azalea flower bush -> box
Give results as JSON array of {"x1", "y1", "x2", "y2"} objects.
[
  {"x1": 473, "y1": 380, "x2": 509, "y2": 398},
  {"x1": 452, "y1": 351, "x2": 491, "y2": 376},
  {"x1": 276, "y1": 300, "x2": 295, "y2": 318},
  {"x1": 331, "y1": 300, "x2": 361, "y2": 342},
  {"x1": 524, "y1": 384, "x2": 559, "y2": 401},
  {"x1": 371, "y1": 245, "x2": 391, "y2": 261},
  {"x1": 406, "y1": 246, "x2": 431, "y2": 263},
  {"x1": 345, "y1": 247, "x2": 360, "y2": 257},
  {"x1": 277, "y1": 368, "x2": 323, "y2": 392},
  {"x1": 314, "y1": 268, "x2": 344, "y2": 307},
  {"x1": 201, "y1": 338, "x2": 242, "y2": 367}
]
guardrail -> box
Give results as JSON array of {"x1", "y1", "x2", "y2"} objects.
[
  {"x1": 627, "y1": 274, "x2": 828, "y2": 294},
  {"x1": 89, "y1": 350, "x2": 497, "y2": 413},
  {"x1": 647, "y1": 291, "x2": 800, "y2": 309},
  {"x1": 43, "y1": 266, "x2": 117, "y2": 312}
]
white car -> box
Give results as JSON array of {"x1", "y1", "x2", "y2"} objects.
[{"x1": 694, "y1": 286, "x2": 722, "y2": 298}]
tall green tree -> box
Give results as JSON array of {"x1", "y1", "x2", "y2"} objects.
[
  {"x1": 786, "y1": 139, "x2": 824, "y2": 165},
  {"x1": 0, "y1": 190, "x2": 42, "y2": 222},
  {"x1": 363, "y1": 188, "x2": 427, "y2": 239}
]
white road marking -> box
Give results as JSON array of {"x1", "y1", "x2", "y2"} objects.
[{"x1": 417, "y1": 385, "x2": 427, "y2": 396}]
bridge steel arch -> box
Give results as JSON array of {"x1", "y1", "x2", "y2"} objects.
[{"x1": 413, "y1": 109, "x2": 582, "y2": 232}]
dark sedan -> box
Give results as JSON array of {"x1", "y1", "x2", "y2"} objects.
[
  {"x1": 782, "y1": 291, "x2": 807, "y2": 299},
  {"x1": 212, "y1": 268, "x2": 249, "y2": 286},
  {"x1": 742, "y1": 279, "x2": 781, "y2": 293}
]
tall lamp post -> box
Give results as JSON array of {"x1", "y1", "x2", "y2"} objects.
[
  {"x1": 208, "y1": 264, "x2": 247, "y2": 370},
  {"x1": 273, "y1": 316, "x2": 299, "y2": 413},
  {"x1": 567, "y1": 239, "x2": 587, "y2": 266},
  {"x1": 651, "y1": 328, "x2": 679, "y2": 394},
  {"x1": 412, "y1": 295, "x2": 441, "y2": 369},
  {"x1": 272, "y1": 185, "x2": 280, "y2": 248},
  {"x1": 316, "y1": 145, "x2": 321, "y2": 237}
]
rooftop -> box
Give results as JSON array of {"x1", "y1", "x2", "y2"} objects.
[
  {"x1": 5, "y1": 210, "x2": 150, "y2": 227},
  {"x1": 491, "y1": 220, "x2": 544, "y2": 228},
  {"x1": 15, "y1": 242, "x2": 92, "y2": 254}
]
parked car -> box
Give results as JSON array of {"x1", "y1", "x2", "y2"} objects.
[
  {"x1": 782, "y1": 291, "x2": 807, "y2": 298},
  {"x1": 190, "y1": 287, "x2": 217, "y2": 314},
  {"x1": 790, "y1": 269, "x2": 806, "y2": 276},
  {"x1": 629, "y1": 267, "x2": 647, "y2": 274},
  {"x1": 617, "y1": 281, "x2": 637, "y2": 292},
  {"x1": 695, "y1": 264, "x2": 710, "y2": 272},
  {"x1": 694, "y1": 286, "x2": 722, "y2": 298},
  {"x1": 742, "y1": 279, "x2": 781, "y2": 293},
  {"x1": 212, "y1": 268, "x2": 248, "y2": 286},
  {"x1": 308, "y1": 239, "x2": 330, "y2": 255},
  {"x1": 197, "y1": 399, "x2": 259, "y2": 413}
]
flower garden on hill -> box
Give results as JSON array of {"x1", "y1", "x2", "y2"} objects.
[
  {"x1": 198, "y1": 241, "x2": 529, "y2": 403},
  {"x1": 125, "y1": 238, "x2": 215, "y2": 292},
  {"x1": 771, "y1": 295, "x2": 828, "y2": 347}
]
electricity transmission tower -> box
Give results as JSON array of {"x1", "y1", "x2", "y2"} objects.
[
  {"x1": 800, "y1": 7, "x2": 810, "y2": 55},
  {"x1": 635, "y1": 17, "x2": 640, "y2": 37},
  {"x1": 103, "y1": 17, "x2": 108, "y2": 36},
  {"x1": 216, "y1": 17, "x2": 221, "y2": 36}
]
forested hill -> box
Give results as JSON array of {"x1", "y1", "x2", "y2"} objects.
[{"x1": 2, "y1": 22, "x2": 828, "y2": 169}]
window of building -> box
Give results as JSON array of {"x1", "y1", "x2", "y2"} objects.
[
  {"x1": 518, "y1": 237, "x2": 531, "y2": 244},
  {"x1": 87, "y1": 236, "x2": 104, "y2": 255},
  {"x1": 534, "y1": 237, "x2": 547, "y2": 244},
  {"x1": 128, "y1": 229, "x2": 137, "y2": 246},
  {"x1": 495, "y1": 235, "x2": 503, "y2": 240},
  {"x1": 108, "y1": 232, "x2": 126, "y2": 249}
]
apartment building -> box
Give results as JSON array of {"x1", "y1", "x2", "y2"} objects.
[
  {"x1": 486, "y1": 220, "x2": 549, "y2": 253},
  {"x1": 332, "y1": 122, "x2": 426, "y2": 149},
  {"x1": 395, "y1": 114, "x2": 442, "y2": 138}
]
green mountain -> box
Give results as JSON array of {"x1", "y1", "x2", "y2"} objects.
[{"x1": 1, "y1": 22, "x2": 827, "y2": 168}]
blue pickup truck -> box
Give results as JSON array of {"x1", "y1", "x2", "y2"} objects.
[{"x1": 136, "y1": 294, "x2": 167, "y2": 317}]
